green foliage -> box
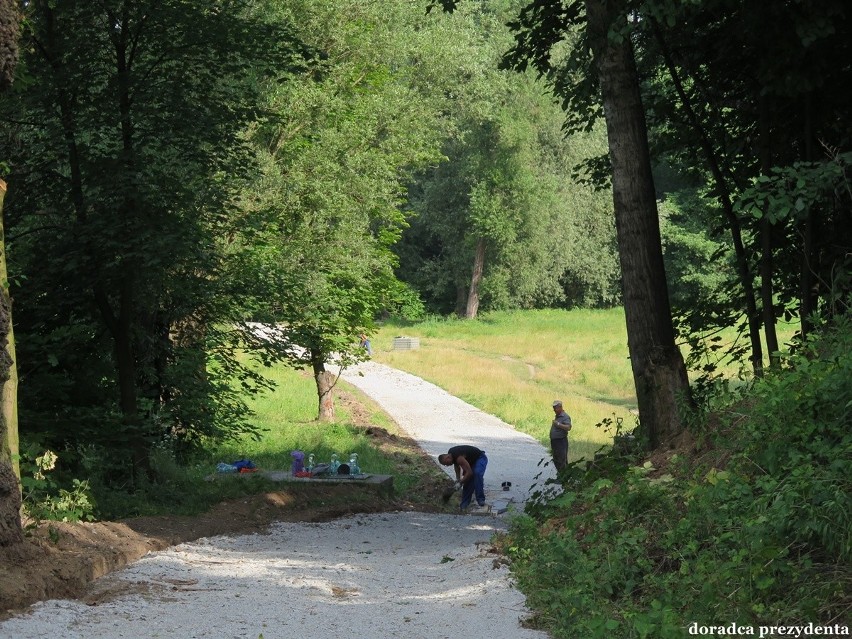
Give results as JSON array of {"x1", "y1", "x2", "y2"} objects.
[
  {"x1": 659, "y1": 189, "x2": 732, "y2": 316},
  {"x1": 505, "y1": 318, "x2": 852, "y2": 637},
  {"x1": 19, "y1": 446, "x2": 95, "y2": 523},
  {"x1": 68, "y1": 357, "x2": 433, "y2": 519},
  {"x1": 237, "y1": 0, "x2": 447, "y2": 379},
  {"x1": 373, "y1": 309, "x2": 636, "y2": 464},
  {"x1": 734, "y1": 151, "x2": 852, "y2": 320},
  {"x1": 2, "y1": 0, "x2": 306, "y2": 470},
  {"x1": 637, "y1": 0, "x2": 852, "y2": 358},
  {"x1": 399, "y1": 4, "x2": 619, "y2": 315}
]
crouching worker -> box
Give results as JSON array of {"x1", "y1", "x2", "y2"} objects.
[{"x1": 438, "y1": 445, "x2": 488, "y2": 510}]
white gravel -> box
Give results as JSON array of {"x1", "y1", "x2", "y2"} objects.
[{"x1": 1, "y1": 360, "x2": 554, "y2": 639}]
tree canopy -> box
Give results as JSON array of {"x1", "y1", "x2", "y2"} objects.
[
  {"x1": 0, "y1": 0, "x2": 848, "y2": 510},
  {"x1": 2, "y1": 0, "x2": 308, "y2": 473}
]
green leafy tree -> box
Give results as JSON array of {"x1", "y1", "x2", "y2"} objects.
[
  {"x1": 1, "y1": 0, "x2": 306, "y2": 477},
  {"x1": 433, "y1": 0, "x2": 693, "y2": 446},
  {"x1": 238, "y1": 0, "x2": 445, "y2": 420},
  {"x1": 636, "y1": 0, "x2": 852, "y2": 373},
  {"x1": 402, "y1": 2, "x2": 619, "y2": 317}
]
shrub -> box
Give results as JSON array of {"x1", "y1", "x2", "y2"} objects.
[{"x1": 505, "y1": 318, "x2": 852, "y2": 638}]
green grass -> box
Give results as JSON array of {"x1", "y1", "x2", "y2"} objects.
[
  {"x1": 91, "y1": 308, "x2": 798, "y2": 519},
  {"x1": 368, "y1": 308, "x2": 798, "y2": 464},
  {"x1": 209, "y1": 365, "x2": 421, "y2": 489},
  {"x1": 90, "y1": 362, "x2": 439, "y2": 519},
  {"x1": 371, "y1": 309, "x2": 637, "y2": 463}
]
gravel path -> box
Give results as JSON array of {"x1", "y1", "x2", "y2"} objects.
[{"x1": 1, "y1": 361, "x2": 554, "y2": 639}]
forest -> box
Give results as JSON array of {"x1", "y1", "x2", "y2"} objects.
[{"x1": 0, "y1": 0, "x2": 850, "y2": 633}]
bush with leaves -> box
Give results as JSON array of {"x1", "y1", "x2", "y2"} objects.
[
  {"x1": 504, "y1": 318, "x2": 851, "y2": 638},
  {"x1": 19, "y1": 445, "x2": 95, "y2": 524}
]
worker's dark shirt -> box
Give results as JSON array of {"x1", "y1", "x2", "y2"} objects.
[{"x1": 448, "y1": 445, "x2": 484, "y2": 465}]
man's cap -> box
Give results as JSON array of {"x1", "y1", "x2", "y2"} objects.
[{"x1": 552, "y1": 400, "x2": 562, "y2": 407}]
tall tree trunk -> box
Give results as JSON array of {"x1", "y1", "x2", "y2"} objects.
[
  {"x1": 311, "y1": 351, "x2": 335, "y2": 422},
  {"x1": 0, "y1": 181, "x2": 22, "y2": 548},
  {"x1": 465, "y1": 237, "x2": 486, "y2": 319},
  {"x1": 586, "y1": 0, "x2": 693, "y2": 448},
  {"x1": 759, "y1": 218, "x2": 779, "y2": 364},
  {"x1": 0, "y1": 180, "x2": 18, "y2": 479},
  {"x1": 799, "y1": 94, "x2": 817, "y2": 338},
  {"x1": 652, "y1": 20, "x2": 764, "y2": 376},
  {"x1": 37, "y1": 4, "x2": 146, "y2": 479},
  {"x1": 113, "y1": 7, "x2": 147, "y2": 479},
  {"x1": 758, "y1": 97, "x2": 780, "y2": 368},
  {"x1": 0, "y1": 0, "x2": 23, "y2": 548}
]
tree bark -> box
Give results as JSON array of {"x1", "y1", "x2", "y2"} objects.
[
  {"x1": 586, "y1": 0, "x2": 693, "y2": 448},
  {"x1": 759, "y1": 218, "x2": 779, "y2": 366},
  {"x1": 758, "y1": 97, "x2": 780, "y2": 368},
  {"x1": 465, "y1": 237, "x2": 486, "y2": 319},
  {"x1": 0, "y1": 0, "x2": 23, "y2": 546},
  {"x1": 0, "y1": 458, "x2": 22, "y2": 547},
  {"x1": 799, "y1": 94, "x2": 817, "y2": 338},
  {"x1": 0, "y1": 180, "x2": 22, "y2": 548},
  {"x1": 311, "y1": 352, "x2": 335, "y2": 422},
  {"x1": 0, "y1": 179, "x2": 18, "y2": 479}
]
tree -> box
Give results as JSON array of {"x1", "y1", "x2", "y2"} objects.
[
  {"x1": 401, "y1": 3, "x2": 619, "y2": 317},
  {"x1": 432, "y1": 0, "x2": 693, "y2": 445},
  {"x1": 0, "y1": 178, "x2": 22, "y2": 547},
  {"x1": 238, "y1": 0, "x2": 446, "y2": 420},
  {"x1": 1, "y1": 0, "x2": 305, "y2": 477},
  {"x1": 636, "y1": 0, "x2": 852, "y2": 372},
  {"x1": 0, "y1": 0, "x2": 22, "y2": 547},
  {"x1": 583, "y1": 0, "x2": 692, "y2": 446}
]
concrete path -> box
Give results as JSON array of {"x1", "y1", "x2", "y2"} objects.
[{"x1": 337, "y1": 361, "x2": 556, "y2": 513}]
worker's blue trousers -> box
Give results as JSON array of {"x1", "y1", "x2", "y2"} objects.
[{"x1": 460, "y1": 453, "x2": 488, "y2": 509}]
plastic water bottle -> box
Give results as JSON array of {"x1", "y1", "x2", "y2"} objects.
[
  {"x1": 349, "y1": 453, "x2": 359, "y2": 476},
  {"x1": 330, "y1": 453, "x2": 340, "y2": 473},
  {"x1": 307, "y1": 453, "x2": 315, "y2": 472}
]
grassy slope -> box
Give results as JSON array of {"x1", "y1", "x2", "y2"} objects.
[{"x1": 210, "y1": 363, "x2": 443, "y2": 500}]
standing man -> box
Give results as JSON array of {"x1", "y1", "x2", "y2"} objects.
[
  {"x1": 438, "y1": 444, "x2": 488, "y2": 510},
  {"x1": 550, "y1": 400, "x2": 572, "y2": 472}
]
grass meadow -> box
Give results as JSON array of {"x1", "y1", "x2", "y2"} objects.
[
  {"x1": 209, "y1": 362, "x2": 427, "y2": 489},
  {"x1": 204, "y1": 308, "x2": 798, "y2": 488},
  {"x1": 168, "y1": 308, "x2": 632, "y2": 516},
  {"x1": 370, "y1": 308, "x2": 637, "y2": 463}
]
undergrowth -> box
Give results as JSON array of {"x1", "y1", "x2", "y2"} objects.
[{"x1": 504, "y1": 318, "x2": 851, "y2": 638}]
